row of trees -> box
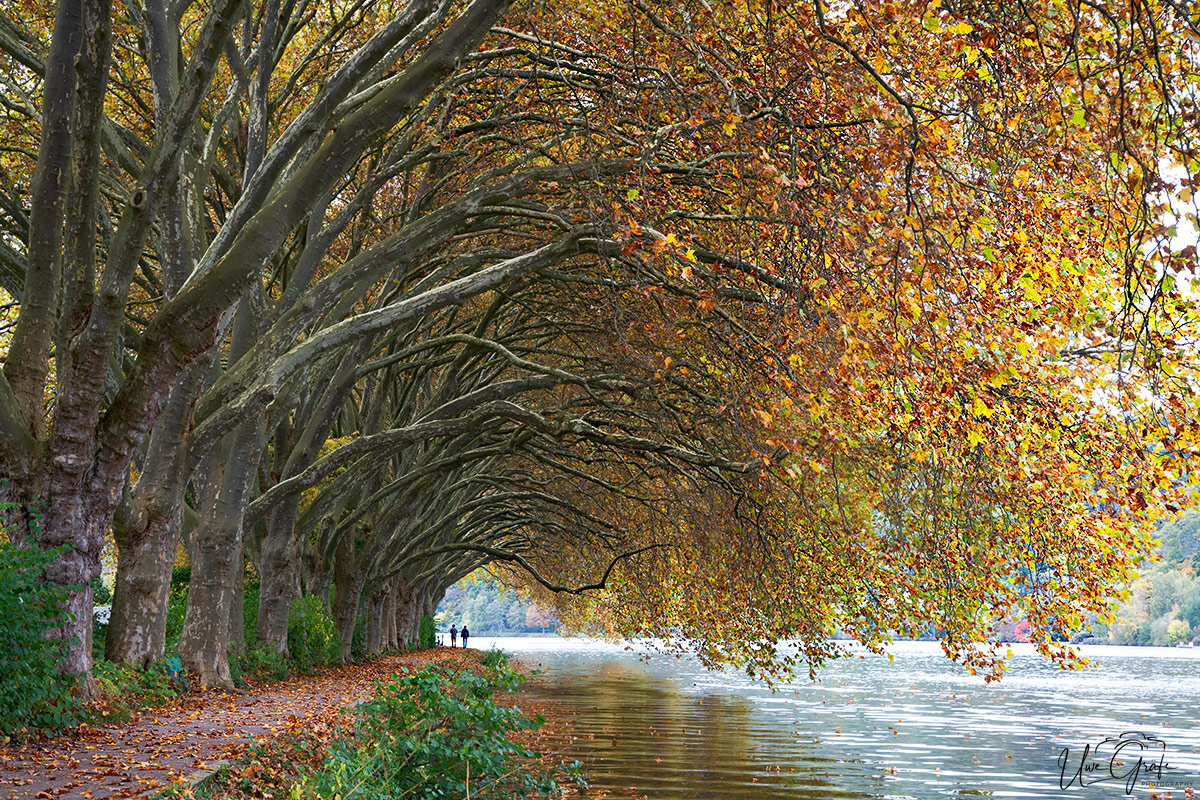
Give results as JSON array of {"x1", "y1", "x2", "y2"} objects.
[{"x1": 0, "y1": 0, "x2": 1196, "y2": 692}]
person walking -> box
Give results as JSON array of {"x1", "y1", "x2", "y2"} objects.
[
  {"x1": 450, "y1": 624, "x2": 458, "y2": 647},
  {"x1": 461, "y1": 626, "x2": 470, "y2": 649}
]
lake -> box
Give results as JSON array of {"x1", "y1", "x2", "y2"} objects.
[{"x1": 470, "y1": 636, "x2": 1200, "y2": 800}]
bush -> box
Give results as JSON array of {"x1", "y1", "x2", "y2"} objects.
[
  {"x1": 164, "y1": 584, "x2": 188, "y2": 654},
  {"x1": 0, "y1": 540, "x2": 81, "y2": 737},
  {"x1": 229, "y1": 641, "x2": 290, "y2": 686},
  {"x1": 243, "y1": 580, "x2": 260, "y2": 648},
  {"x1": 170, "y1": 565, "x2": 191, "y2": 589},
  {"x1": 481, "y1": 648, "x2": 509, "y2": 669},
  {"x1": 303, "y1": 662, "x2": 561, "y2": 799},
  {"x1": 1168, "y1": 618, "x2": 1192, "y2": 647},
  {"x1": 91, "y1": 659, "x2": 186, "y2": 722},
  {"x1": 93, "y1": 619, "x2": 108, "y2": 661},
  {"x1": 418, "y1": 614, "x2": 436, "y2": 650},
  {"x1": 91, "y1": 575, "x2": 113, "y2": 605},
  {"x1": 287, "y1": 595, "x2": 339, "y2": 673}
]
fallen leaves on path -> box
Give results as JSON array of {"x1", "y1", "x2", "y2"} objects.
[{"x1": 0, "y1": 649, "x2": 474, "y2": 800}]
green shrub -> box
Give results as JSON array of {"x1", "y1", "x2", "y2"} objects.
[
  {"x1": 93, "y1": 618, "x2": 108, "y2": 661},
  {"x1": 91, "y1": 575, "x2": 113, "y2": 605},
  {"x1": 164, "y1": 584, "x2": 188, "y2": 653},
  {"x1": 170, "y1": 565, "x2": 191, "y2": 589},
  {"x1": 91, "y1": 659, "x2": 186, "y2": 722},
  {"x1": 481, "y1": 648, "x2": 509, "y2": 669},
  {"x1": 0, "y1": 540, "x2": 82, "y2": 737},
  {"x1": 242, "y1": 581, "x2": 260, "y2": 650},
  {"x1": 303, "y1": 662, "x2": 561, "y2": 799},
  {"x1": 418, "y1": 614, "x2": 436, "y2": 650},
  {"x1": 91, "y1": 578, "x2": 109, "y2": 662},
  {"x1": 287, "y1": 595, "x2": 339, "y2": 673},
  {"x1": 230, "y1": 641, "x2": 290, "y2": 686}
]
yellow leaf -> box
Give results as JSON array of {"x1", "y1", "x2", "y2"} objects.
[
  {"x1": 752, "y1": 408, "x2": 773, "y2": 426},
  {"x1": 968, "y1": 429, "x2": 985, "y2": 448}
]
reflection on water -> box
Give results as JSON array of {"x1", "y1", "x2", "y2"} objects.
[{"x1": 472, "y1": 637, "x2": 1200, "y2": 799}]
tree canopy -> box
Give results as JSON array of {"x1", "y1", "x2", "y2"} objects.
[{"x1": 0, "y1": 0, "x2": 1197, "y2": 692}]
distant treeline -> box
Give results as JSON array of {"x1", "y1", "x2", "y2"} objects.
[
  {"x1": 435, "y1": 579, "x2": 558, "y2": 636},
  {"x1": 1082, "y1": 510, "x2": 1200, "y2": 647},
  {"x1": 991, "y1": 511, "x2": 1200, "y2": 646}
]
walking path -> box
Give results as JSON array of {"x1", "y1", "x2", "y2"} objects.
[{"x1": 0, "y1": 649, "x2": 469, "y2": 800}]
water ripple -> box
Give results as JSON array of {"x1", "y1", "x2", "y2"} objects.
[{"x1": 481, "y1": 637, "x2": 1200, "y2": 799}]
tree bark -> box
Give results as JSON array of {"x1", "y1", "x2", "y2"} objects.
[
  {"x1": 106, "y1": 361, "x2": 203, "y2": 667},
  {"x1": 383, "y1": 579, "x2": 398, "y2": 650},
  {"x1": 394, "y1": 578, "x2": 422, "y2": 650},
  {"x1": 178, "y1": 414, "x2": 262, "y2": 688},
  {"x1": 255, "y1": 509, "x2": 301, "y2": 655},
  {"x1": 366, "y1": 585, "x2": 391, "y2": 655},
  {"x1": 107, "y1": 506, "x2": 180, "y2": 667},
  {"x1": 331, "y1": 529, "x2": 365, "y2": 662},
  {"x1": 256, "y1": 340, "x2": 373, "y2": 652},
  {"x1": 228, "y1": 555, "x2": 245, "y2": 656},
  {"x1": 3, "y1": 0, "x2": 84, "y2": 427}
]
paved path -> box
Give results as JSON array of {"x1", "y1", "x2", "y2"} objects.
[{"x1": 0, "y1": 649, "x2": 468, "y2": 800}]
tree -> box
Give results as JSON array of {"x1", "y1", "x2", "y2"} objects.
[
  {"x1": 0, "y1": 0, "x2": 563, "y2": 688},
  {"x1": 0, "y1": 0, "x2": 1196, "y2": 692},
  {"x1": 504, "y1": 0, "x2": 1200, "y2": 681},
  {"x1": 525, "y1": 604, "x2": 554, "y2": 632}
]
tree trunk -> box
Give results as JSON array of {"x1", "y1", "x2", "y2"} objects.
[
  {"x1": 106, "y1": 360, "x2": 203, "y2": 667},
  {"x1": 1, "y1": 482, "x2": 109, "y2": 697},
  {"x1": 311, "y1": 565, "x2": 333, "y2": 608},
  {"x1": 106, "y1": 504, "x2": 180, "y2": 667},
  {"x1": 256, "y1": 338, "x2": 372, "y2": 652},
  {"x1": 384, "y1": 580, "x2": 399, "y2": 650},
  {"x1": 366, "y1": 587, "x2": 388, "y2": 655},
  {"x1": 419, "y1": 585, "x2": 439, "y2": 645},
  {"x1": 380, "y1": 584, "x2": 395, "y2": 652},
  {"x1": 395, "y1": 579, "x2": 417, "y2": 650},
  {"x1": 331, "y1": 531, "x2": 364, "y2": 662},
  {"x1": 179, "y1": 416, "x2": 262, "y2": 688},
  {"x1": 255, "y1": 503, "x2": 302, "y2": 655},
  {"x1": 228, "y1": 556, "x2": 245, "y2": 656},
  {"x1": 178, "y1": 450, "x2": 238, "y2": 688}
]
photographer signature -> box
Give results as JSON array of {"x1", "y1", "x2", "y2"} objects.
[{"x1": 1058, "y1": 731, "x2": 1175, "y2": 793}]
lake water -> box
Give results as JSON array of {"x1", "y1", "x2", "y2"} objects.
[{"x1": 471, "y1": 636, "x2": 1200, "y2": 800}]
